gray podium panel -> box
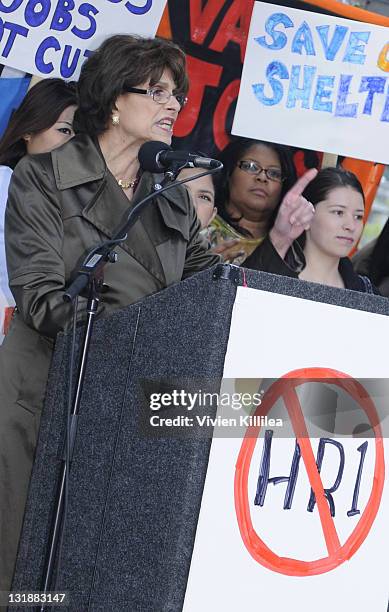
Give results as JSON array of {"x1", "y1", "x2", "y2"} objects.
[{"x1": 12, "y1": 265, "x2": 389, "y2": 611}]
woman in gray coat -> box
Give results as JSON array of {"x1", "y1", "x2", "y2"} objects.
[{"x1": 0, "y1": 34, "x2": 219, "y2": 590}]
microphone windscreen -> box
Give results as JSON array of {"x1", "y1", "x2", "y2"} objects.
[{"x1": 138, "y1": 141, "x2": 172, "y2": 172}]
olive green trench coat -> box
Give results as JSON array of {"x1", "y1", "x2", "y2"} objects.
[{"x1": 0, "y1": 134, "x2": 219, "y2": 590}]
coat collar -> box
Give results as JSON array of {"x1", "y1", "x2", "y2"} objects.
[
  {"x1": 51, "y1": 133, "x2": 187, "y2": 212},
  {"x1": 52, "y1": 133, "x2": 106, "y2": 189},
  {"x1": 51, "y1": 134, "x2": 190, "y2": 285}
]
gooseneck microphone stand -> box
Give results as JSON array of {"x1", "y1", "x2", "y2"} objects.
[{"x1": 38, "y1": 161, "x2": 222, "y2": 610}]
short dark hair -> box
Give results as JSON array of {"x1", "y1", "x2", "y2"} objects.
[
  {"x1": 302, "y1": 166, "x2": 365, "y2": 207},
  {"x1": 0, "y1": 78, "x2": 77, "y2": 169},
  {"x1": 75, "y1": 34, "x2": 188, "y2": 136},
  {"x1": 214, "y1": 137, "x2": 297, "y2": 236}
]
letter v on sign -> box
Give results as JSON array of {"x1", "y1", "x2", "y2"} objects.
[{"x1": 190, "y1": 0, "x2": 225, "y2": 44}]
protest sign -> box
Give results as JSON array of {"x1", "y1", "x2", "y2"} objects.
[
  {"x1": 235, "y1": 369, "x2": 384, "y2": 576},
  {"x1": 0, "y1": 0, "x2": 167, "y2": 79},
  {"x1": 183, "y1": 288, "x2": 389, "y2": 612},
  {"x1": 232, "y1": 1, "x2": 389, "y2": 163}
]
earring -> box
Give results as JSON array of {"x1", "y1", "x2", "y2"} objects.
[{"x1": 112, "y1": 113, "x2": 120, "y2": 126}]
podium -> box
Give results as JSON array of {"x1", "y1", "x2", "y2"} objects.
[{"x1": 12, "y1": 264, "x2": 389, "y2": 611}]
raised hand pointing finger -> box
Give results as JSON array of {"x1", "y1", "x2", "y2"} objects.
[{"x1": 270, "y1": 167, "x2": 318, "y2": 257}]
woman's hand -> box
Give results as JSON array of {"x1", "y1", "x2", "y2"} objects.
[{"x1": 269, "y1": 168, "x2": 318, "y2": 258}]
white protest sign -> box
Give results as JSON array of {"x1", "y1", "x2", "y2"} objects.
[
  {"x1": 183, "y1": 288, "x2": 389, "y2": 612},
  {"x1": 232, "y1": 1, "x2": 389, "y2": 163},
  {"x1": 0, "y1": 0, "x2": 167, "y2": 79}
]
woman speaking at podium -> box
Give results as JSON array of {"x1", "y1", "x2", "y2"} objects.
[{"x1": 0, "y1": 35, "x2": 219, "y2": 590}]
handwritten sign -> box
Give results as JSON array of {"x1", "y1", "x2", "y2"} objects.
[
  {"x1": 232, "y1": 1, "x2": 389, "y2": 163},
  {"x1": 235, "y1": 369, "x2": 385, "y2": 576},
  {"x1": 0, "y1": 0, "x2": 167, "y2": 79},
  {"x1": 183, "y1": 288, "x2": 389, "y2": 612}
]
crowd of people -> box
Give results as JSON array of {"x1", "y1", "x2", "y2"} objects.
[{"x1": 0, "y1": 32, "x2": 386, "y2": 591}]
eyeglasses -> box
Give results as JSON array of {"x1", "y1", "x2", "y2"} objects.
[
  {"x1": 237, "y1": 160, "x2": 285, "y2": 183},
  {"x1": 125, "y1": 86, "x2": 188, "y2": 109}
]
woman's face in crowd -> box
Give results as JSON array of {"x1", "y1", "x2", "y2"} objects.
[
  {"x1": 114, "y1": 69, "x2": 182, "y2": 147},
  {"x1": 180, "y1": 168, "x2": 216, "y2": 229},
  {"x1": 228, "y1": 144, "x2": 283, "y2": 221},
  {"x1": 306, "y1": 186, "x2": 364, "y2": 258},
  {"x1": 25, "y1": 105, "x2": 77, "y2": 154}
]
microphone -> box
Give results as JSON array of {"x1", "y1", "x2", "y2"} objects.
[{"x1": 138, "y1": 141, "x2": 220, "y2": 172}]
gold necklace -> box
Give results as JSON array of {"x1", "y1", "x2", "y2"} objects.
[
  {"x1": 117, "y1": 178, "x2": 137, "y2": 190},
  {"x1": 117, "y1": 177, "x2": 137, "y2": 190}
]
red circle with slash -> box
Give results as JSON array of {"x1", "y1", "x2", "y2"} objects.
[{"x1": 234, "y1": 367, "x2": 385, "y2": 576}]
